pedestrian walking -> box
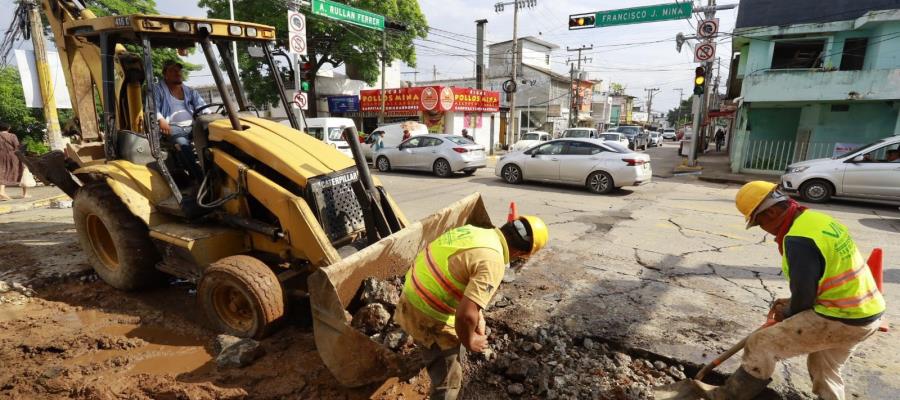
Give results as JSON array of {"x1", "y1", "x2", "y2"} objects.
[
  {"x1": 701, "y1": 181, "x2": 885, "y2": 400},
  {"x1": 0, "y1": 122, "x2": 23, "y2": 201},
  {"x1": 715, "y1": 128, "x2": 726, "y2": 152}
]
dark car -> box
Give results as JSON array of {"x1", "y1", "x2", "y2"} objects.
[{"x1": 615, "y1": 125, "x2": 649, "y2": 150}]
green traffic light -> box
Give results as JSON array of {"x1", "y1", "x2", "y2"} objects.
[{"x1": 301, "y1": 80, "x2": 310, "y2": 92}]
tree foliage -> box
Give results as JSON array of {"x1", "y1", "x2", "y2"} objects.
[
  {"x1": 197, "y1": 0, "x2": 428, "y2": 114},
  {"x1": 86, "y1": 0, "x2": 200, "y2": 77},
  {"x1": 666, "y1": 98, "x2": 691, "y2": 127}
]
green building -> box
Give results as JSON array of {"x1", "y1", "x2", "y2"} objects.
[{"x1": 726, "y1": 1, "x2": 900, "y2": 174}]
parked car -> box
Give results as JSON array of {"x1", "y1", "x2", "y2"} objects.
[
  {"x1": 615, "y1": 125, "x2": 649, "y2": 150},
  {"x1": 363, "y1": 121, "x2": 429, "y2": 161},
  {"x1": 662, "y1": 129, "x2": 677, "y2": 141},
  {"x1": 375, "y1": 134, "x2": 486, "y2": 177},
  {"x1": 561, "y1": 128, "x2": 599, "y2": 139},
  {"x1": 781, "y1": 136, "x2": 900, "y2": 204},
  {"x1": 649, "y1": 131, "x2": 663, "y2": 147},
  {"x1": 600, "y1": 131, "x2": 630, "y2": 148},
  {"x1": 495, "y1": 138, "x2": 652, "y2": 194},
  {"x1": 511, "y1": 131, "x2": 552, "y2": 151}
]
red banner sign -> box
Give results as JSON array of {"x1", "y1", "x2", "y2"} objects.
[{"x1": 360, "y1": 86, "x2": 500, "y2": 113}]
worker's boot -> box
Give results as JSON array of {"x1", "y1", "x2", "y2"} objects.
[{"x1": 705, "y1": 367, "x2": 771, "y2": 400}]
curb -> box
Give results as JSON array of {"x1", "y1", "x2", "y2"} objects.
[
  {"x1": 697, "y1": 176, "x2": 777, "y2": 185},
  {"x1": 0, "y1": 194, "x2": 71, "y2": 215}
]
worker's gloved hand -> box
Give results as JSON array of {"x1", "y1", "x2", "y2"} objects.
[{"x1": 770, "y1": 298, "x2": 790, "y2": 322}]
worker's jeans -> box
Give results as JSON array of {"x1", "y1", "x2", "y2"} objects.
[
  {"x1": 423, "y1": 343, "x2": 465, "y2": 400},
  {"x1": 168, "y1": 125, "x2": 203, "y2": 181},
  {"x1": 742, "y1": 310, "x2": 881, "y2": 400}
]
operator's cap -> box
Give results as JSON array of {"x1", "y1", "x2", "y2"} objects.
[{"x1": 162, "y1": 59, "x2": 184, "y2": 72}]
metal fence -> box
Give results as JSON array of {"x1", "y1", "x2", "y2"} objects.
[{"x1": 742, "y1": 140, "x2": 837, "y2": 173}]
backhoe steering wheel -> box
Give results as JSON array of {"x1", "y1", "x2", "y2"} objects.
[{"x1": 193, "y1": 103, "x2": 225, "y2": 118}]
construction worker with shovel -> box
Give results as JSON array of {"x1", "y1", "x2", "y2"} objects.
[
  {"x1": 394, "y1": 212, "x2": 548, "y2": 400},
  {"x1": 701, "y1": 181, "x2": 885, "y2": 400}
]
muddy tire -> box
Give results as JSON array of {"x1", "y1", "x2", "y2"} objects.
[
  {"x1": 198, "y1": 255, "x2": 284, "y2": 339},
  {"x1": 73, "y1": 181, "x2": 163, "y2": 291}
]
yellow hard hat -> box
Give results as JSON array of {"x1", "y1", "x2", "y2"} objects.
[
  {"x1": 735, "y1": 181, "x2": 777, "y2": 227},
  {"x1": 519, "y1": 215, "x2": 549, "y2": 254}
]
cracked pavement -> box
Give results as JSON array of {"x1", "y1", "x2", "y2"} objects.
[{"x1": 379, "y1": 145, "x2": 900, "y2": 399}]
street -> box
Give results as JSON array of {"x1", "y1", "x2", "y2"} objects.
[{"x1": 1, "y1": 143, "x2": 897, "y2": 399}]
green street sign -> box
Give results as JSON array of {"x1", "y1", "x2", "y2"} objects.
[
  {"x1": 594, "y1": 2, "x2": 693, "y2": 28},
  {"x1": 311, "y1": 0, "x2": 385, "y2": 31}
]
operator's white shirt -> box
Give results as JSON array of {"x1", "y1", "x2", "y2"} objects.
[{"x1": 165, "y1": 89, "x2": 194, "y2": 127}]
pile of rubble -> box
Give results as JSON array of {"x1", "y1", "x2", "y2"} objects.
[
  {"x1": 468, "y1": 321, "x2": 690, "y2": 399},
  {"x1": 351, "y1": 277, "x2": 415, "y2": 352}
]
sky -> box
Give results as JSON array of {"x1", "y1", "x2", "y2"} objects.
[{"x1": 1, "y1": 0, "x2": 739, "y2": 113}]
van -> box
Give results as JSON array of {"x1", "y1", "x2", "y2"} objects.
[
  {"x1": 304, "y1": 118, "x2": 356, "y2": 157},
  {"x1": 363, "y1": 121, "x2": 429, "y2": 161}
]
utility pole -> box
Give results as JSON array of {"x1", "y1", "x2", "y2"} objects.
[
  {"x1": 687, "y1": 0, "x2": 719, "y2": 167},
  {"x1": 228, "y1": 0, "x2": 239, "y2": 75},
  {"x1": 433, "y1": 65, "x2": 437, "y2": 81},
  {"x1": 379, "y1": 29, "x2": 387, "y2": 125},
  {"x1": 25, "y1": 0, "x2": 63, "y2": 151},
  {"x1": 475, "y1": 19, "x2": 488, "y2": 90},
  {"x1": 645, "y1": 87, "x2": 660, "y2": 127},
  {"x1": 495, "y1": 0, "x2": 536, "y2": 145},
  {"x1": 567, "y1": 45, "x2": 592, "y2": 128},
  {"x1": 400, "y1": 71, "x2": 419, "y2": 85},
  {"x1": 673, "y1": 88, "x2": 684, "y2": 128}
]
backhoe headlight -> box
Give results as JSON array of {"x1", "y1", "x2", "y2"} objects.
[
  {"x1": 228, "y1": 25, "x2": 242, "y2": 36},
  {"x1": 196, "y1": 23, "x2": 212, "y2": 34},
  {"x1": 172, "y1": 21, "x2": 191, "y2": 33},
  {"x1": 245, "y1": 27, "x2": 257, "y2": 37},
  {"x1": 786, "y1": 166, "x2": 809, "y2": 174}
]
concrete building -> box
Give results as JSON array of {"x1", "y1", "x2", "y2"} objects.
[
  {"x1": 418, "y1": 36, "x2": 606, "y2": 145},
  {"x1": 726, "y1": 0, "x2": 900, "y2": 174}
]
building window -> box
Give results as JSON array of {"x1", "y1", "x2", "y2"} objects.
[
  {"x1": 840, "y1": 38, "x2": 868, "y2": 71},
  {"x1": 771, "y1": 40, "x2": 825, "y2": 69},
  {"x1": 545, "y1": 54, "x2": 550, "y2": 65}
]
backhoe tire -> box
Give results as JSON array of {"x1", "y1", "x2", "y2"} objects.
[
  {"x1": 198, "y1": 255, "x2": 284, "y2": 339},
  {"x1": 73, "y1": 181, "x2": 163, "y2": 291}
]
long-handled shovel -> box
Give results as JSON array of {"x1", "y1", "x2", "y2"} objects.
[{"x1": 653, "y1": 311, "x2": 778, "y2": 400}]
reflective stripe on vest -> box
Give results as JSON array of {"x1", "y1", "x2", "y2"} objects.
[
  {"x1": 403, "y1": 225, "x2": 507, "y2": 326},
  {"x1": 781, "y1": 211, "x2": 886, "y2": 320}
]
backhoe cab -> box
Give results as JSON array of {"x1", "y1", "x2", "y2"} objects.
[{"x1": 24, "y1": 10, "x2": 412, "y2": 338}]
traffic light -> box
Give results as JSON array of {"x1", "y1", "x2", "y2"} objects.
[
  {"x1": 693, "y1": 66, "x2": 706, "y2": 95},
  {"x1": 568, "y1": 13, "x2": 595, "y2": 30},
  {"x1": 300, "y1": 62, "x2": 313, "y2": 92}
]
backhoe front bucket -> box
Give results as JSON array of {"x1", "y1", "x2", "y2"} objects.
[{"x1": 308, "y1": 193, "x2": 494, "y2": 387}]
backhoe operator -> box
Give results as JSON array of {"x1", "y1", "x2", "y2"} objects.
[
  {"x1": 703, "y1": 181, "x2": 884, "y2": 400},
  {"x1": 395, "y1": 215, "x2": 549, "y2": 400},
  {"x1": 154, "y1": 60, "x2": 206, "y2": 181}
]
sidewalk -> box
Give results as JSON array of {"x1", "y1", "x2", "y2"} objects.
[
  {"x1": 0, "y1": 185, "x2": 69, "y2": 215},
  {"x1": 672, "y1": 148, "x2": 778, "y2": 185}
]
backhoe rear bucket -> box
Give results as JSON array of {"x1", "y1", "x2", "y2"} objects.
[{"x1": 308, "y1": 193, "x2": 493, "y2": 387}]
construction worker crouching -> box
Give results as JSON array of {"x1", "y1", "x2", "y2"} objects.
[
  {"x1": 395, "y1": 215, "x2": 549, "y2": 400},
  {"x1": 705, "y1": 181, "x2": 885, "y2": 400}
]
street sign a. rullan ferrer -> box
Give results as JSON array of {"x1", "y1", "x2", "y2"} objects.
[{"x1": 311, "y1": 0, "x2": 384, "y2": 31}]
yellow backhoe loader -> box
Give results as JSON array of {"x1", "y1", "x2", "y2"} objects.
[{"x1": 21, "y1": 0, "x2": 495, "y2": 387}]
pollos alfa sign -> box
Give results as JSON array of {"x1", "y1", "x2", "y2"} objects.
[{"x1": 360, "y1": 86, "x2": 500, "y2": 113}]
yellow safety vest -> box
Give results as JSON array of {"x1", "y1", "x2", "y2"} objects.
[
  {"x1": 403, "y1": 225, "x2": 509, "y2": 326},
  {"x1": 781, "y1": 211, "x2": 885, "y2": 320}
]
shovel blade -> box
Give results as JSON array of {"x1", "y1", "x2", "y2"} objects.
[{"x1": 653, "y1": 379, "x2": 715, "y2": 400}]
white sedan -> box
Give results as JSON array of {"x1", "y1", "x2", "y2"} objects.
[
  {"x1": 375, "y1": 135, "x2": 486, "y2": 177},
  {"x1": 495, "y1": 138, "x2": 652, "y2": 194}
]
